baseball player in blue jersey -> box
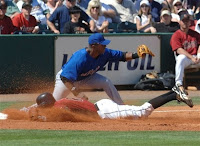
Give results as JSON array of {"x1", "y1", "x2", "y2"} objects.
[{"x1": 52, "y1": 33, "x2": 155, "y2": 105}]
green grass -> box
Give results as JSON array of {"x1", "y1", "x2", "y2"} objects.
[
  {"x1": 0, "y1": 101, "x2": 35, "y2": 111},
  {"x1": 0, "y1": 130, "x2": 200, "y2": 146}
]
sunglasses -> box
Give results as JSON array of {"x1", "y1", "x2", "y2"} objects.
[
  {"x1": 92, "y1": 7, "x2": 99, "y2": 9},
  {"x1": 141, "y1": 5, "x2": 149, "y2": 8},
  {"x1": 174, "y1": 3, "x2": 182, "y2": 7}
]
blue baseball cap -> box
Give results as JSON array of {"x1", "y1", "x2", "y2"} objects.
[{"x1": 88, "y1": 33, "x2": 111, "y2": 45}]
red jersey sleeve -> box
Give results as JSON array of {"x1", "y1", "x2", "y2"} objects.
[{"x1": 170, "y1": 30, "x2": 183, "y2": 51}]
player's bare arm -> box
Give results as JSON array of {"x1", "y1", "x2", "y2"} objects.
[
  {"x1": 197, "y1": 45, "x2": 200, "y2": 62},
  {"x1": 61, "y1": 77, "x2": 88, "y2": 100},
  {"x1": 177, "y1": 47, "x2": 199, "y2": 64},
  {"x1": 46, "y1": 13, "x2": 51, "y2": 19},
  {"x1": 89, "y1": 19, "x2": 95, "y2": 32}
]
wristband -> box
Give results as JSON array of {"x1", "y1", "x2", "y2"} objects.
[
  {"x1": 132, "y1": 53, "x2": 139, "y2": 59},
  {"x1": 197, "y1": 53, "x2": 200, "y2": 59}
]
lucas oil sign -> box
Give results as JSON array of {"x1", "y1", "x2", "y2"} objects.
[{"x1": 55, "y1": 35, "x2": 160, "y2": 85}]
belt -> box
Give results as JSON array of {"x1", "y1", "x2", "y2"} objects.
[{"x1": 94, "y1": 103, "x2": 99, "y2": 111}]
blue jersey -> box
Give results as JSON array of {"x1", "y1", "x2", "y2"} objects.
[{"x1": 61, "y1": 48, "x2": 124, "y2": 82}]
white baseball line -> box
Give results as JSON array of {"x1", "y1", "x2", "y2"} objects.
[{"x1": 154, "y1": 109, "x2": 200, "y2": 113}]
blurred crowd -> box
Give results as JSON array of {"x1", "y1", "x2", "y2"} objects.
[{"x1": 0, "y1": 0, "x2": 199, "y2": 34}]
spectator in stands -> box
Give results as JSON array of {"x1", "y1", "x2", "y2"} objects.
[
  {"x1": 162, "y1": 0, "x2": 174, "y2": 11},
  {"x1": 182, "y1": 0, "x2": 200, "y2": 14},
  {"x1": 134, "y1": 0, "x2": 156, "y2": 33},
  {"x1": 77, "y1": 0, "x2": 116, "y2": 23},
  {"x1": 171, "y1": 0, "x2": 183, "y2": 22},
  {"x1": 135, "y1": 0, "x2": 162, "y2": 22},
  {"x1": 44, "y1": 0, "x2": 63, "y2": 14},
  {"x1": 148, "y1": 0, "x2": 163, "y2": 22},
  {"x1": 0, "y1": 1, "x2": 15, "y2": 34},
  {"x1": 5, "y1": 0, "x2": 20, "y2": 19},
  {"x1": 12, "y1": 2, "x2": 39, "y2": 34},
  {"x1": 108, "y1": 0, "x2": 137, "y2": 23},
  {"x1": 187, "y1": 8, "x2": 194, "y2": 19},
  {"x1": 63, "y1": 5, "x2": 92, "y2": 34},
  {"x1": 86, "y1": 0, "x2": 109, "y2": 33},
  {"x1": 17, "y1": 0, "x2": 50, "y2": 27},
  {"x1": 153, "y1": 8, "x2": 179, "y2": 32},
  {"x1": 47, "y1": 0, "x2": 95, "y2": 34}
]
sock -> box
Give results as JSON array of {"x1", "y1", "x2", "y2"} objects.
[{"x1": 148, "y1": 91, "x2": 177, "y2": 109}]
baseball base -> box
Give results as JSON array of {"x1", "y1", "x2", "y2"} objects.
[{"x1": 0, "y1": 112, "x2": 8, "y2": 120}]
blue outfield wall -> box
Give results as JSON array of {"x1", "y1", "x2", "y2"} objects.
[{"x1": 0, "y1": 33, "x2": 175, "y2": 93}]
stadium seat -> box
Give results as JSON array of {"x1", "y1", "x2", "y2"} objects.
[
  {"x1": 108, "y1": 23, "x2": 118, "y2": 33},
  {"x1": 195, "y1": 12, "x2": 200, "y2": 20},
  {"x1": 117, "y1": 21, "x2": 137, "y2": 33}
]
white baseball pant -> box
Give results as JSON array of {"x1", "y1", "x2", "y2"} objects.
[
  {"x1": 53, "y1": 70, "x2": 124, "y2": 105},
  {"x1": 95, "y1": 99, "x2": 154, "y2": 119},
  {"x1": 175, "y1": 54, "x2": 200, "y2": 86}
]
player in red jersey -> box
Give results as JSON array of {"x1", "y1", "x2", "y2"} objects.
[{"x1": 170, "y1": 9, "x2": 200, "y2": 108}]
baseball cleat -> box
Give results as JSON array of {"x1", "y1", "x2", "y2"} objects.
[{"x1": 172, "y1": 84, "x2": 193, "y2": 108}]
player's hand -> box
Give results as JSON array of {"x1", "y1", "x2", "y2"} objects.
[
  {"x1": 29, "y1": 108, "x2": 47, "y2": 121},
  {"x1": 71, "y1": 87, "x2": 89, "y2": 100},
  {"x1": 147, "y1": 15, "x2": 153, "y2": 25},
  {"x1": 196, "y1": 58, "x2": 200, "y2": 63},
  {"x1": 102, "y1": 20, "x2": 109, "y2": 28},
  {"x1": 81, "y1": 95, "x2": 89, "y2": 101},
  {"x1": 77, "y1": 93, "x2": 89, "y2": 101},
  {"x1": 196, "y1": 54, "x2": 200, "y2": 63},
  {"x1": 53, "y1": 30, "x2": 60, "y2": 34},
  {"x1": 55, "y1": 0, "x2": 63, "y2": 7},
  {"x1": 191, "y1": 57, "x2": 199, "y2": 64}
]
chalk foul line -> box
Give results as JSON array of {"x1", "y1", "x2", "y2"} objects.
[{"x1": 154, "y1": 109, "x2": 200, "y2": 113}]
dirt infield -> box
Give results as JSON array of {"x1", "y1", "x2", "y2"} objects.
[{"x1": 0, "y1": 90, "x2": 200, "y2": 131}]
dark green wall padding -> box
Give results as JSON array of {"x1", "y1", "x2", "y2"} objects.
[{"x1": 0, "y1": 35, "x2": 55, "y2": 93}]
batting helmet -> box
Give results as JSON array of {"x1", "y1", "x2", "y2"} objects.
[{"x1": 36, "y1": 92, "x2": 56, "y2": 108}]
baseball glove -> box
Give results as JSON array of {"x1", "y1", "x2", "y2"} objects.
[{"x1": 137, "y1": 44, "x2": 155, "y2": 58}]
